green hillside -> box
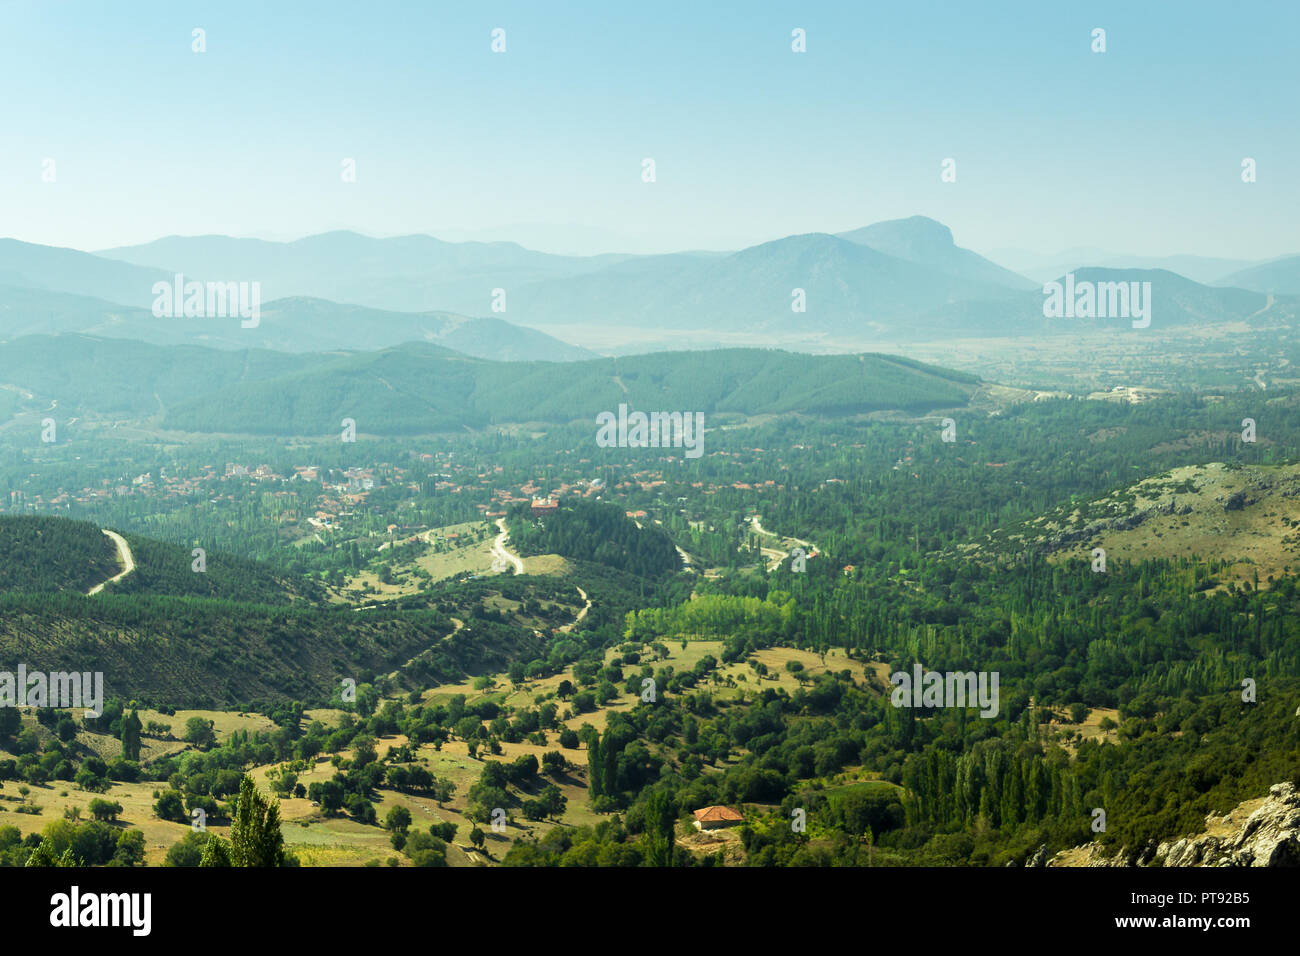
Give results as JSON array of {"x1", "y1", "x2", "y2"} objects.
[
  {"x1": 0, "y1": 592, "x2": 464, "y2": 708},
  {"x1": 507, "y1": 500, "x2": 681, "y2": 577},
  {"x1": 0, "y1": 516, "x2": 119, "y2": 594},
  {"x1": 159, "y1": 345, "x2": 981, "y2": 435},
  {"x1": 0, "y1": 334, "x2": 335, "y2": 417},
  {"x1": 0, "y1": 336, "x2": 980, "y2": 437},
  {"x1": 0, "y1": 516, "x2": 623, "y2": 708},
  {"x1": 103, "y1": 534, "x2": 323, "y2": 605}
]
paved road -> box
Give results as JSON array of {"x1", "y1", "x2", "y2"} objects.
[{"x1": 87, "y1": 529, "x2": 135, "y2": 595}]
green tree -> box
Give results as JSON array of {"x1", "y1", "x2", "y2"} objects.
[
  {"x1": 111, "y1": 829, "x2": 146, "y2": 867},
  {"x1": 56, "y1": 717, "x2": 78, "y2": 742},
  {"x1": 88, "y1": 798, "x2": 124, "y2": 822},
  {"x1": 109, "y1": 832, "x2": 146, "y2": 868},
  {"x1": 154, "y1": 789, "x2": 187, "y2": 823},
  {"x1": 587, "y1": 734, "x2": 603, "y2": 797},
  {"x1": 541, "y1": 751, "x2": 567, "y2": 776},
  {"x1": 540, "y1": 784, "x2": 567, "y2": 819},
  {"x1": 0, "y1": 706, "x2": 20, "y2": 741},
  {"x1": 199, "y1": 835, "x2": 233, "y2": 867},
  {"x1": 403, "y1": 829, "x2": 448, "y2": 867},
  {"x1": 229, "y1": 775, "x2": 286, "y2": 867},
  {"x1": 26, "y1": 838, "x2": 78, "y2": 867},
  {"x1": 642, "y1": 790, "x2": 678, "y2": 867},
  {"x1": 385, "y1": 805, "x2": 412, "y2": 833},
  {"x1": 120, "y1": 709, "x2": 143, "y2": 762},
  {"x1": 184, "y1": 717, "x2": 217, "y2": 749}
]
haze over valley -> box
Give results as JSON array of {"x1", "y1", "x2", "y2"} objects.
[{"x1": 1, "y1": 4, "x2": 1297, "y2": 920}]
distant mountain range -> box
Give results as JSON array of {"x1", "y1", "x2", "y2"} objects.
[
  {"x1": 907, "y1": 267, "x2": 1292, "y2": 338},
  {"x1": 836, "y1": 217, "x2": 1037, "y2": 290},
  {"x1": 97, "y1": 216, "x2": 1035, "y2": 336},
  {"x1": 0, "y1": 335, "x2": 981, "y2": 437},
  {"x1": 990, "y1": 246, "x2": 1263, "y2": 286},
  {"x1": 1216, "y1": 255, "x2": 1300, "y2": 295},
  {"x1": 97, "y1": 231, "x2": 640, "y2": 313},
  {"x1": 0, "y1": 237, "x2": 173, "y2": 305},
  {"x1": 0, "y1": 281, "x2": 592, "y2": 361},
  {"x1": 0, "y1": 216, "x2": 1295, "y2": 353},
  {"x1": 990, "y1": 246, "x2": 1300, "y2": 295}
]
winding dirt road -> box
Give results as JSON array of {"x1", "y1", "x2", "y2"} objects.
[
  {"x1": 558, "y1": 586, "x2": 592, "y2": 633},
  {"x1": 748, "y1": 515, "x2": 816, "y2": 572},
  {"x1": 87, "y1": 529, "x2": 135, "y2": 595},
  {"x1": 674, "y1": 544, "x2": 693, "y2": 571},
  {"x1": 493, "y1": 517, "x2": 525, "y2": 575}
]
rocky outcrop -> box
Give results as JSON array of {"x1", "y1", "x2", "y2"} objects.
[
  {"x1": 1222, "y1": 490, "x2": 1251, "y2": 512},
  {"x1": 1048, "y1": 782, "x2": 1300, "y2": 867},
  {"x1": 1036, "y1": 500, "x2": 1181, "y2": 552},
  {"x1": 1023, "y1": 844, "x2": 1050, "y2": 867}
]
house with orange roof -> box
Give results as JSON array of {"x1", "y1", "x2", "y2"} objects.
[{"x1": 692, "y1": 805, "x2": 744, "y2": 830}]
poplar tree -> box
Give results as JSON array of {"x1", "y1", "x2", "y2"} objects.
[
  {"x1": 642, "y1": 790, "x2": 677, "y2": 867},
  {"x1": 229, "y1": 775, "x2": 286, "y2": 866},
  {"x1": 120, "y1": 709, "x2": 142, "y2": 762},
  {"x1": 199, "y1": 835, "x2": 233, "y2": 867},
  {"x1": 587, "y1": 734, "x2": 603, "y2": 797}
]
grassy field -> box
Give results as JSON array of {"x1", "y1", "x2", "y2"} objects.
[
  {"x1": 1, "y1": 639, "x2": 888, "y2": 867},
  {"x1": 0, "y1": 718, "x2": 199, "y2": 867},
  {"x1": 1048, "y1": 706, "x2": 1122, "y2": 754},
  {"x1": 263, "y1": 638, "x2": 886, "y2": 863},
  {"x1": 335, "y1": 519, "x2": 574, "y2": 606},
  {"x1": 338, "y1": 521, "x2": 496, "y2": 600}
]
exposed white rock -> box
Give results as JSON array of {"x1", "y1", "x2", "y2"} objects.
[{"x1": 1048, "y1": 782, "x2": 1300, "y2": 867}]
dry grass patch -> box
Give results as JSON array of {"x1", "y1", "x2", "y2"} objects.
[{"x1": 1035, "y1": 463, "x2": 1300, "y2": 589}]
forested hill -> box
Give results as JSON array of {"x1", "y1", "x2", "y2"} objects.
[
  {"x1": 164, "y1": 346, "x2": 979, "y2": 436},
  {"x1": 508, "y1": 500, "x2": 682, "y2": 577},
  {"x1": 0, "y1": 592, "x2": 463, "y2": 709},
  {"x1": 0, "y1": 516, "x2": 119, "y2": 594},
  {"x1": 0, "y1": 335, "x2": 981, "y2": 436},
  {"x1": 0, "y1": 515, "x2": 663, "y2": 708},
  {"x1": 103, "y1": 534, "x2": 323, "y2": 605},
  {"x1": 0, "y1": 515, "x2": 546, "y2": 707},
  {"x1": 0, "y1": 516, "x2": 314, "y2": 605}
]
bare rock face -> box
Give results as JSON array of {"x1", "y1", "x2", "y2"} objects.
[
  {"x1": 1049, "y1": 782, "x2": 1300, "y2": 867},
  {"x1": 1047, "y1": 841, "x2": 1144, "y2": 867},
  {"x1": 1160, "y1": 783, "x2": 1300, "y2": 867}
]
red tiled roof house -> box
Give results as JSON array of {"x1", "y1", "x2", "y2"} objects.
[{"x1": 692, "y1": 805, "x2": 744, "y2": 830}]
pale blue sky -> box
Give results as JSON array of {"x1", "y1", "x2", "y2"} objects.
[{"x1": 0, "y1": 0, "x2": 1295, "y2": 259}]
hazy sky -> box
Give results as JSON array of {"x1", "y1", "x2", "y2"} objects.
[{"x1": 1, "y1": 0, "x2": 1296, "y2": 259}]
